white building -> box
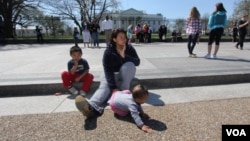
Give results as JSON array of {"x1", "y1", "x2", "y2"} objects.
[{"x1": 111, "y1": 8, "x2": 165, "y2": 32}]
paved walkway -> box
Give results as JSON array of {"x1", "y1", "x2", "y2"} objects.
[
  {"x1": 0, "y1": 42, "x2": 250, "y2": 85},
  {"x1": 0, "y1": 42, "x2": 250, "y2": 96},
  {"x1": 0, "y1": 42, "x2": 250, "y2": 140}
]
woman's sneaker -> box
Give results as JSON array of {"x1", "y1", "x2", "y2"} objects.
[
  {"x1": 75, "y1": 95, "x2": 90, "y2": 117},
  {"x1": 212, "y1": 54, "x2": 217, "y2": 59},
  {"x1": 204, "y1": 54, "x2": 211, "y2": 59}
]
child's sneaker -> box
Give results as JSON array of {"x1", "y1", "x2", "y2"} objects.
[
  {"x1": 68, "y1": 86, "x2": 79, "y2": 95},
  {"x1": 79, "y1": 90, "x2": 86, "y2": 97},
  {"x1": 75, "y1": 95, "x2": 90, "y2": 117}
]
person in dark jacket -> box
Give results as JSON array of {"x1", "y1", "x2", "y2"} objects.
[
  {"x1": 73, "y1": 27, "x2": 80, "y2": 47},
  {"x1": 75, "y1": 28, "x2": 140, "y2": 118},
  {"x1": 232, "y1": 24, "x2": 238, "y2": 42},
  {"x1": 35, "y1": 26, "x2": 44, "y2": 43},
  {"x1": 235, "y1": 14, "x2": 249, "y2": 50}
]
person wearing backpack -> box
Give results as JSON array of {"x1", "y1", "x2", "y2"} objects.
[
  {"x1": 127, "y1": 24, "x2": 133, "y2": 44},
  {"x1": 134, "y1": 24, "x2": 141, "y2": 44}
]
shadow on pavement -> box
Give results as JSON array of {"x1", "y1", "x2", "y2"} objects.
[
  {"x1": 146, "y1": 92, "x2": 165, "y2": 106},
  {"x1": 214, "y1": 58, "x2": 250, "y2": 63},
  {"x1": 114, "y1": 113, "x2": 167, "y2": 131},
  {"x1": 83, "y1": 116, "x2": 98, "y2": 130},
  {"x1": 145, "y1": 119, "x2": 167, "y2": 131}
]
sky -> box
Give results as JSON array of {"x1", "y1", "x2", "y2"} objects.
[{"x1": 120, "y1": 0, "x2": 237, "y2": 19}]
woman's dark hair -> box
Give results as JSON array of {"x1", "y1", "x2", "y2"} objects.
[
  {"x1": 109, "y1": 28, "x2": 128, "y2": 47},
  {"x1": 132, "y1": 84, "x2": 149, "y2": 99},
  {"x1": 213, "y1": 2, "x2": 226, "y2": 14},
  {"x1": 70, "y1": 46, "x2": 82, "y2": 55}
]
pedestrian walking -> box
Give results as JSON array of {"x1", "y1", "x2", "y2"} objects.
[{"x1": 235, "y1": 14, "x2": 249, "y2": 50}]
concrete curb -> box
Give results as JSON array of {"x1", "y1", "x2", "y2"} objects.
[{"x1": 1, "y1": 73, "x2": 250, "y2": 97}]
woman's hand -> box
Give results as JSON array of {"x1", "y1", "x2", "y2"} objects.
[
  {"x1": 73, "y1": 60, "x2": 78, "y2": 66},
  {"x1": 116, "y1": 46, "x2": 126, "y2": 58}
]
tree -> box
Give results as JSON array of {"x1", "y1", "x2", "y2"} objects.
[
  {"x1": 232, "y1": 0, "x2": 250, "y2": 19},
  {"x1": 201, "y1": 13, "x2": 210, "y2": 34},
  {"x1": 173, "y1": 19, "x2": 185, "y2": 33},
  {"x1": 0, "y1": 0, "x2": 42, "y2": 38},
  {"x1": 33, "y1": 15, "x2": 65, "y2": 37},
  {"x1": 230, "y1": 0, "x2": 250, "y2": 32},
  {"x1": 41, "y1": 0, "x2": 120, "y2": 32}
]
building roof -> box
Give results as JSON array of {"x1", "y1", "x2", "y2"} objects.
[
  {"x1": 120, "y1": 8, "x2": 144, "y2": 15},
  {"x1": 112, "y1": 8, "x2": 163, "y2": 20}
]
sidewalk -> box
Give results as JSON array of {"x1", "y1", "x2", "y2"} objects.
[
  {"x1": 0, "y1": 42, "x2": 250, "y2": 140},
  {"x1": 0, "y1": 83, "x2": 250, "y2": 141},
  {"x1": 0, "y1": 42, "x2": 250, "y2": 96}
]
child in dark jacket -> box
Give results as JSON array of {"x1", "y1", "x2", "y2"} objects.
[{"x1": 61, "y1": 46, "x2": 94, "y2": 96}]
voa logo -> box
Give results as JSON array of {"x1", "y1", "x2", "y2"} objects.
[{"x1": 226, "y1": 129, "x2": 246, "y2": 136}]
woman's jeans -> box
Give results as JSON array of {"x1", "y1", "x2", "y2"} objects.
[
  {"x1": 187, "y1": 33, "x2": 198, "y2": 54},
  {"x1": 88, "y1": 62, "x2": 136, "y2": 114},
  {"x1": 91, "y1": 32, "x2": 99, "y2": 47}
]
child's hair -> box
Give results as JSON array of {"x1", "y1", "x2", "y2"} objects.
[
  {"x1": 70, "y1": 46, "x2": 82, "y2": 55},
  {"x1": 132, "y1": 84, "x2": 149, "y2": 99}
]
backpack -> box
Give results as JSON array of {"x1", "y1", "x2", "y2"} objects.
[
  {"x1": 143, "y1": 25, "x2": 148, "y2": 33},
  {"x1": 134, "y1": 26, "x2": 140, "y2": 34}
]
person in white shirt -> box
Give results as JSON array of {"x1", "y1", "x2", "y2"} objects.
[{"x1": 102, "y1": 15, "x2": 113, "y2": 46}]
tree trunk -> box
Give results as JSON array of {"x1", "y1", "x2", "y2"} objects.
[
  {"x1": 1, "y1": 1, "x2": 14, "y2": 38},
  {"x1": 4, "y1": 17, "x2": 14, "y2": 38}
]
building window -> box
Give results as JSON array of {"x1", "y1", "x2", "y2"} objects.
[
  {"x1": 122, "y1": 20, "x2": 124, "y2": 25},
  {"x1": 153, "y1": 21, "x2": 155, "y2": 25},
  {"x1": 114, "y1": 20, "x2": 116, "y2": 24},
  {"x1": 158, "y1": 21, "x2": 161, "y2": 25}
]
